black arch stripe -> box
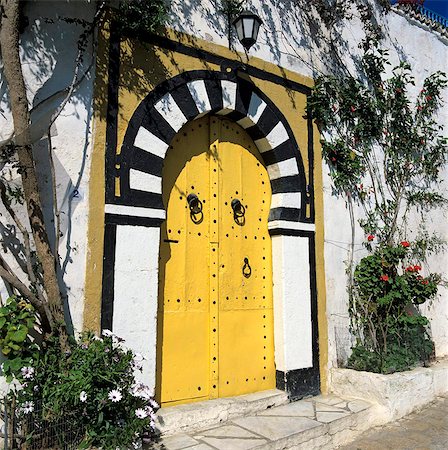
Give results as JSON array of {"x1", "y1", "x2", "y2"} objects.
[
  {"x1": 170, "y1": 84, "x2": 200, "y2": 121},
  {"x1": 115, "y1": 188, "x2": 165, "y2": 210},
  {"x1": 140, "y1": 107, "x2": 176, "y2": 145},
  {"x1": 130, "y1": 146, "x2": 164, "y2": 177},
  {"x1": 245, "y1": 105, "x2": 279, "y2": 142},
  {"x1": 262, "y1": 141, "x2": 297, "y2": 166},
  {"x1": 204, "y1": 79, "x2": 224, "y2": 112},
  {"x1": 271, "y1": 175, "x2": 304, "y2": 194},
  {"x1": 269, "y1": 207, "x2": 301, "y2": 222}
]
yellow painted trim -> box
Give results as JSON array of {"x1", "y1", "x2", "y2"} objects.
[
  {"x1": 83, "y1": 18, "x2": 110, "y2": 333},
  {"x1": 163, "y1": 28, "x2": 314, "y2": 89},
  {"x1": 83, "y1": 23, "x2": 329, "y2": 390}
]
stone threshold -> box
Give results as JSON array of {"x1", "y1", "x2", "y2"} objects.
[
  {"x1": 155, "y1": 389, "x2": 289, "y2": 436},
  {"x1": 147, "y1": 394, "x2": 376, "y2": 450}
]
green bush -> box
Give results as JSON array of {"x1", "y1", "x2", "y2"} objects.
[
  {"x1": 3, "y1": 330, "x2": 158, "y2": 449},
  {"x1": 347, "y1": 243, "x2": 438, "y2": 374},
  {"x1": 0, "y1": 296, "x2": 39, "y2": 382}
]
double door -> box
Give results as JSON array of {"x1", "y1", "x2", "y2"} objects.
[{"x1": 157, "y1": 115, "x2": 275, "y2": 406}]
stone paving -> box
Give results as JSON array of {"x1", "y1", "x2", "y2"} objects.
[
  {"x1": 148, "y1": 394, "x2": 373, "y2": 449},
  {"x1": 340, "y1": 395, "x2": 448, "y2": 450}
]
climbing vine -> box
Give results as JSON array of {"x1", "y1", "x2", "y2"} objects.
[{"x1": 308, "y1": 45, "x2": 447, "y2": 373}]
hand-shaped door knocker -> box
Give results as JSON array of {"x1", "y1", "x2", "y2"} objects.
[
  {"x1": 231, "y1": 198, "x2": 246, "y2": 226},
  {"x1": 242, "y1": 257, "x2": 252, "y2": 278},
  {"x1": 187, "y1": 193, "x2": 203, "y2": 224}
]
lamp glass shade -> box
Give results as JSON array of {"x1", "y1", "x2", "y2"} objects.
[{"x1": 232, "y1": 10, "x2": 262, "y2": 50}]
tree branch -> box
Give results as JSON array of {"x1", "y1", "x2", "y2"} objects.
[{"x1": 0, "y1": 179, "x2": 46, "y2": 305}]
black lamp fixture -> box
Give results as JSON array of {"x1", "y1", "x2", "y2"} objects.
[{"x1": 232, "y1": 10, "x2": 263, "y2": 51}]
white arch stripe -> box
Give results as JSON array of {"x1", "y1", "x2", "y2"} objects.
[
  {"x1": 255, "y1": 122, "x2": 290, "y2": 153},
  {"x1": 271, "y1": 192, "x2": 301, "y2": 209},
  {"x1": 134, "y1": 127, "x2": 169, "y2": 159},
  {"x1": 267, "y1": 158, "x2": 299, "y2": 181},
  {"x1": 105, "y1": 204, "x2": 166, "y2": 219},
  {"x1": 187, "y1": 80, "x2": 212, "y2": 115},
  {"x1": 237, "y1": 92, "x2": 267, "y2": 129},
  {"x1": 154, "y1": 93, "x2": 187, "y2": 132},
  {"x1": 129, "y1": 169, "x2": 162, "y2": 194},
  {"x1": 218, "y1": 80, "x2": 237, "y2": 115}
]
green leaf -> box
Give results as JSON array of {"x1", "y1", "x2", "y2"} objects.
[
  {"x1": 0, "y1": 317, "x2": 6, "y2": 329},
  {"x1": 11, "y1": 326, "x2": 28, "y2": 342}
]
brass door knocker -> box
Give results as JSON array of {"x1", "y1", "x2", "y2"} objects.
[
  {"x1": 187, "y1": 193, "x2": 203, "y2": 224},
  {"x1": 231, "y1": 198, "x2": 246, "y2": 226}
]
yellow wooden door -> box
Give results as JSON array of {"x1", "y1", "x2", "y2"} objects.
[{"x1": 157, "y1": 116, "x2": 275, "y2": 406}]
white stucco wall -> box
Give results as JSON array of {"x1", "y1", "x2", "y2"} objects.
[
  {"x1": 169, "y1": 0, "x2": 448, "y2": 365},
  {"x1": 0, "y1": 0, "x2": 446, "y2": 385},
  {"x1": 0, "y1": 2, "x2": 96, "y2": 333}
]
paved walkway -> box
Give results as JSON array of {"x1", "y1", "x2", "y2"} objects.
[
  {"x1": 340, "y1": 395, "x2": 448, "y2": 450},
  {"x1": 148, "y1": 394, "x2": 373, "y2": 449}
]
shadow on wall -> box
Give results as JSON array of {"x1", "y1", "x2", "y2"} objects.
[
  {"x1": 0, "y1": 1, "x2": 99, "y2": 330},
  {"x1": 165, "y1": 0, "x2": 408, "y2": 107}
]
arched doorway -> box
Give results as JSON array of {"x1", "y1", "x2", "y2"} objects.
[
  {"x1": 157, "y1": 116, "x2": 275, "y2": 406},
  {"x1": 99, "y1": 71, "x2": 321, "y2": 401}
]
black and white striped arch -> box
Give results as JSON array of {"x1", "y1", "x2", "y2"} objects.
[{"x1": 105, "y1": 71, "x2": 308, "y2": 228}]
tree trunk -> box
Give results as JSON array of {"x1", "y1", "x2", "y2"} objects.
[{"x1": 0, "y1": 0, "x2": 66, "y2": 340}]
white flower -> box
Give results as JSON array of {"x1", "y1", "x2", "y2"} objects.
[
  {"x1": 21, "y1": 366, "x2": 34, "y2": 379},
  {"x1": 0, "y1": 363, "x2": 4, "y2": 373},
  {"x1": 80, "y1": 391, "x2": 87, "y2": 402},
  {"x1": 102, "y1": 329, "x2": 113, "y2": 337},
  {"x1": 149, "y1": 398, "x2": 159, "y2": 409},
  {"x1": 131, "y1": 382, "x2": 152, "y2": 400},
  {"x1": 135, "y1": 408, "x2": 148, "y2": 419},
  {"x1": 22, "y1": 401, "x2": 34, "y2": 414},
  {"x1": 132, "y1": 441, "x2": 141, "y2": 449},
  {"x1": 108, "y1": 389, "x2": 122, "y2": 402},
  {"x1": 92, "y1": 335, "x2": 103, "y2": 342},
  {"x1": 133, "y1": 353, "x2": 145, "y2": 370}
]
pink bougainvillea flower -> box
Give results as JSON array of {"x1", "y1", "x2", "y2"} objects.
[
  {"x1": 380, "y1": 274, "x2": 389, "y2": 282},
  {"x1": 421, "y1": 279, "x2": 429, "y2": 285},
  {"x1": 405, "y1": 266, "x2": 414, "y2": 272},
  {"x1": 417, "y1": 105, "x2": 423, "y2": 111},
  {"x1": 367, "y1": 234, "x2": 374, "y2": 242},
  {"x1": 350, "y1": 105, "x2": 356, "y2": 112},
  {"x1": 400, "y1": 241, "x2": 410, "y2": 248},
  {"x1": 426, "y1": 95, "x2": 432, "y2": 101},
  {"x1": 413, "y1": 265, "x2": 422, "y2": 271}
]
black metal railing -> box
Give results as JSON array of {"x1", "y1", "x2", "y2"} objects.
[{"x1": 393, "y1": 1, "x2": 448, "y2": 29}]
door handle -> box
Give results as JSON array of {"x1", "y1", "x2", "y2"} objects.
[{"x1": 242, "y1": 257, "x2": 252, "y2": 278}]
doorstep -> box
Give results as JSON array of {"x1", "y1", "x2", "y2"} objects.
[
  {"x1": 147, "y1": 394, "x2": 376, "y2": 450},
  {"x1": 155, "y1": 389, "x2": 289, "y2": 436}
]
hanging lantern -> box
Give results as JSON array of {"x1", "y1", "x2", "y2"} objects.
[{"x1": 232, "y1": 10, "x2": 263, "y2": 51}]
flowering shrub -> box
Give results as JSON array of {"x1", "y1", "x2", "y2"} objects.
[
  {"x1": 308, "y1": 44, "x2": 446, "y2": 374},
  {"x1": 3, "y1": 330, "x2": 158, "y2": 449},
  {"x1": 348, "y1": 243, "x2": 438, "y2": 373}
]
